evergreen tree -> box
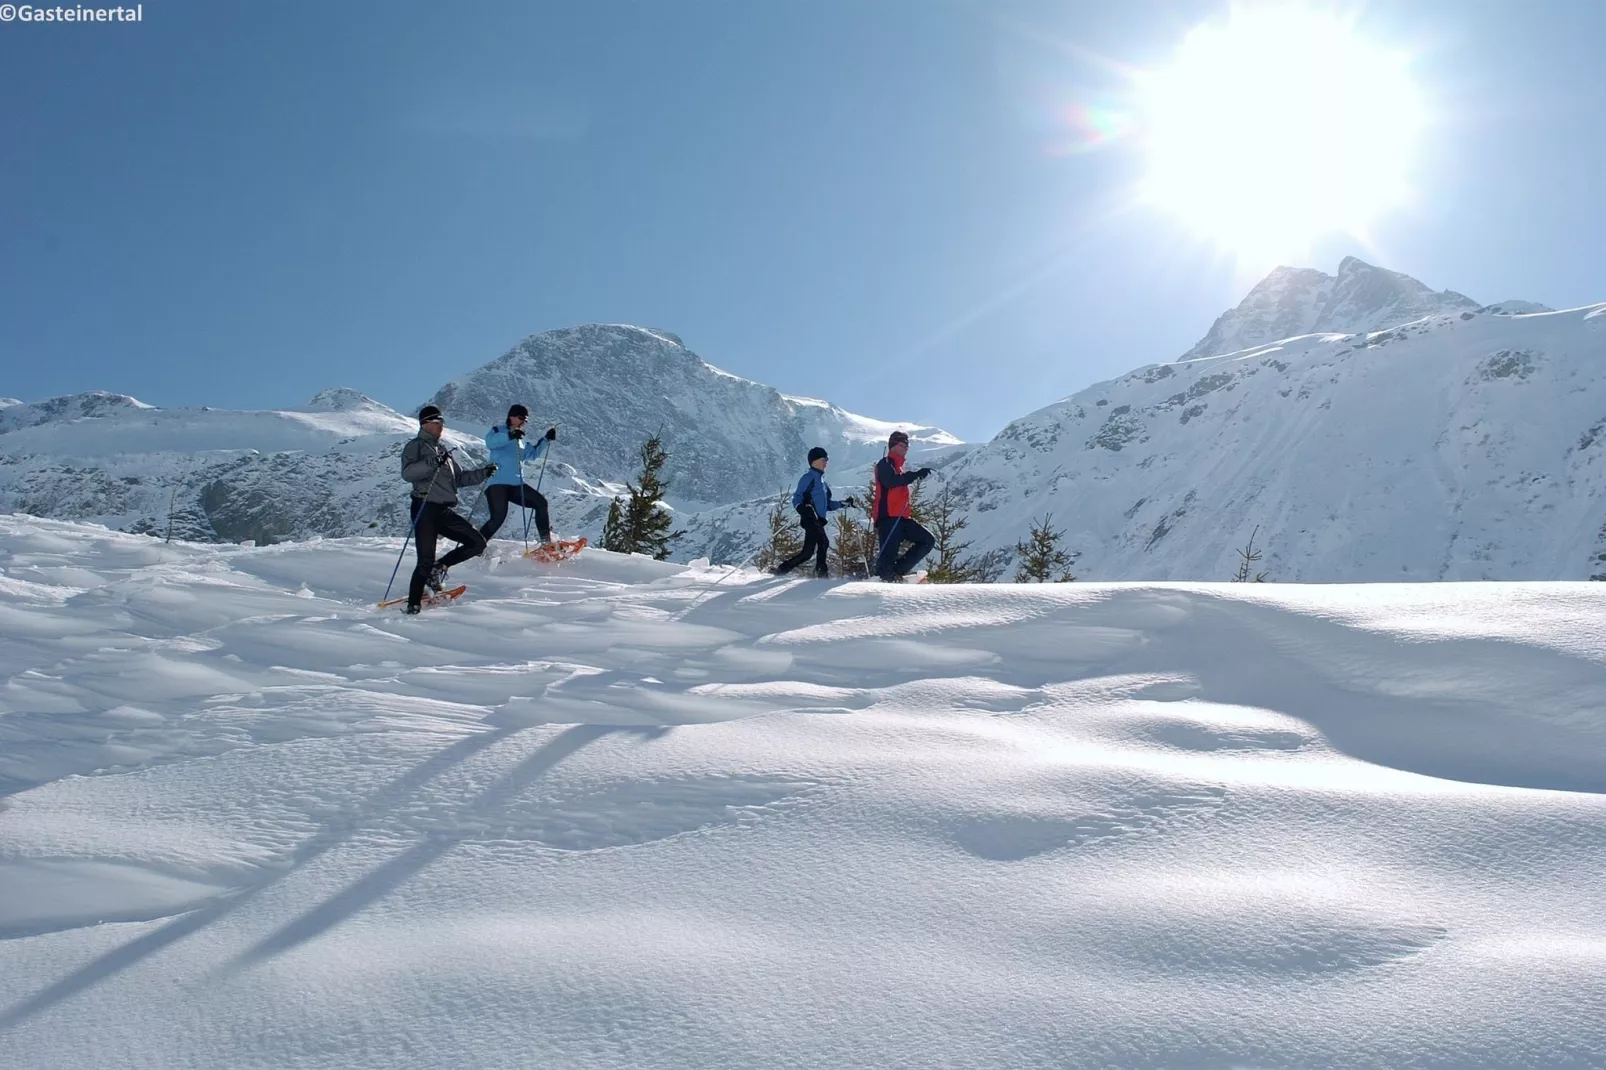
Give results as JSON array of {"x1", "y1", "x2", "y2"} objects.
[
  {"x1": 906, "y1": 474, "x2": 929, "y2": 525},
  {"x1": 829, "y1": 509, "x2": 876, "y2": 579},
  {"x1": 1013, "y1": 513, "x2": 1077, "y2": 582},
  {"x1": 601, "y1": 497, "x2": 627, "y2": 553},
  {"x1": 925, "y1": 481, "x2": 981, "y2": 584},
  {"x1": 1232, "y1": 525, "x2": 1269, "y2": 582},
  {"x1": 603, "y1": 433, "x2": 680, "y2": 559},
  {"x1": 754, "y1": 493, "x2": 803, "y2": 572},
  {"x1": 863, "y1": 474, "x2": 887, "y2": 570}
]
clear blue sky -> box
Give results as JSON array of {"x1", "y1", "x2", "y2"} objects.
[{"x1": 3, "y1": 0, "x2": 1603, "y2": 441}]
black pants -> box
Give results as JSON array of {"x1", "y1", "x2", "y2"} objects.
[
  {"x1": 409, "y1": 499, "x2": 487, "y2": 606},
  {"x1": 480, "y1": 483, "x2": 551, "y2": 542},
  {"x1": 874, "y1": 517, "x2": 935, "y2": 578},
  {"x1": 776, "y1": 511, "x2": 829, "y2": 575}
]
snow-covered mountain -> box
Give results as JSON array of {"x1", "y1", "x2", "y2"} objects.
[
  {"x1": 425, "y1": 324, "x2": 960, "y2": 509},
  {"x1": 1180, "y1": 256, "x2": 1481, "y2": 361},
  {"x1": 0, "y1": 389, "x2": 444, "y2": 544},
  {"x1": 8, "y1": 264, "x2": 1599, "y2": 581},
  {"x1": 0, "y1": 330, "x2": 959, "y2": 546},
  {"x1": 1481, "y1": 299, "x2": 1554, "y2": 316},
  {"x1": 941, "y1": 301, "x2": 1606, "y2": 581}
]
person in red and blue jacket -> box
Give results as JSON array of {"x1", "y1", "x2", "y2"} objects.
[
  {"x1": 773, "y1": 447, "x2": 859, "y2": 577},
  {"x1": 872, "y1": 430, "x2": 934, "y2": 581}
]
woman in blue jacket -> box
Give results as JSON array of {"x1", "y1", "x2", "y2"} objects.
[
  {"x1": 479, "y1": 404, "x2": 559, "y2": 544},
  {"x1": 773, "y1": 447, "x2": 858, "y2": 577}
]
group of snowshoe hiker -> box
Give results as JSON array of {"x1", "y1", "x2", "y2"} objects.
[
  {"x1": 770, "y1": 430, "x2": 935, "y2": 582},
  {"x1": 395, "y1": 405, "x2": 934, "y2": 612},
  {"x1": 397, "y1": 403, "x2": 559, "y2": 613}
]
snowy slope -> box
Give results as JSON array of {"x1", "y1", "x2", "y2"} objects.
[
  {"x1": 944, "y1": 303, "x2": 1606, "y2": 581},
  {"x1": 1180, "y1": 256, "x2": 1482, "y2": 361},
  {"x1": 1482, "y1": 299, "x2": 1554, "y2": 316},
  {"x1": 425, "y1": 324, "x2": 960, "y2": 508},
  {"x1": 1, "y1": 517, "x2": 1604, "y2": 1068}
]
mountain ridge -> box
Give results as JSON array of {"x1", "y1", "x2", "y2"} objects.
[
  {"x1": 1179, "y1": 256, "x2": 1484, "y2": 362},
  {"x1": 5, "y1": 263, "x2": 1596, "y2": 584}
]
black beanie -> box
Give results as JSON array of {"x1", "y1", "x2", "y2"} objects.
[
  {"x1": 888, "y1": 430, "x2": 910, "y2": 449},
  {"x1": 807, "y1": 447, "x2": 828, "y2": 464},
  {"x1": 418, "y1": 404, "x2": 443, "y2": 424},
  {"x1": 507, "y1": 403, "x2": 529, "y2": 421}
]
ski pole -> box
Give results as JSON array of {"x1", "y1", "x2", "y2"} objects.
[
  {"x1": 534, "y1": 428, "x2": 555, "y2": 493},
  {"x1": 381, "y1": 502, "x2": 427, "y2": 606},
  {"x1": 519, "y1": 449, "x2": 531, "y2": 553},
  {"x1": 524, "y1": 428, "x2": 556, "y2": 546}
]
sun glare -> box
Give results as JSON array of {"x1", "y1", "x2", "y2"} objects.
[{"x1": 1137, "y1": 6, "x2": 1426, "y2": 262}]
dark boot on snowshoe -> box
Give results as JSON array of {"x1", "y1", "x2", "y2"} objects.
[
  {"x1": 403, "y1": 602, "x2": 422, "y2": 615},
  {"x1": 426, "y1": 564, "x2": 448, "y2": 593}
]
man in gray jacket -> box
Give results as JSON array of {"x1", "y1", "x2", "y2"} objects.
[{"x1": 400, "y1": 405, "x2": 496, "y2": 613}]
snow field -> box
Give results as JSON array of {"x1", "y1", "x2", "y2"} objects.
[{"x1": 1, "y1": 516, "x2": 1604, "y2": 1068}]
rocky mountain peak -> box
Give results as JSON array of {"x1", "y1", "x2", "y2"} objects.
[{"x1": 1180, "y1": 258, "x2": 1490, "y2": 362}]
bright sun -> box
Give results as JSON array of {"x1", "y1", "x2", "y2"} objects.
[{"x1": 1137, "y1": 6, "x2": 1426, "y2": 261}]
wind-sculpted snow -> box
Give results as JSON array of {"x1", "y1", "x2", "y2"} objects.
[
  {"x1": 1, "y1": 517, "x2": 1604, "y2": 1067},
  {"x1": 941, "y1": 300, "x2": 1606, "y2": 581}
]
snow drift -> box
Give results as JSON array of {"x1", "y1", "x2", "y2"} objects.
[{"x1": 1, "y1": 517, "x2": 1603, "y2": 1067}]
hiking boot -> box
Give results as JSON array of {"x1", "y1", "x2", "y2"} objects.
[
  {"x1": 403, "y1": 602, "x2": 422, "y2": 615},
  {"x1": 426, "y1": 564, "x2": 448, "y2": 593}
]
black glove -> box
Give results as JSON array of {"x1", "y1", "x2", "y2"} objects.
[
  {"x1": 545, "y1": 426, "x2": 558, "y2": 442},
  {"x1": 508, "y1": 427, "x2": 524, "y2": 440},
  {"x1": 843, "y1": 497, "x2": 860, "y2": 509},
  {"x1": 914, "y1": 467, "x2": 933, "y2": 480},
  {"x1": 484, "y1": 463, "x2": 498, "y2": 477}
]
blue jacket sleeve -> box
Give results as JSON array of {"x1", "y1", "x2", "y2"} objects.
[
  {"x1": 791, "y1": 471, "x2": 815, "y2": 510},
  {"x1": 485, "y1": 426, "x2": 511, "y2": 450},
  {"x1": 526, "y1": 436, "x2": 547, "y2": 461},
  {"x1": 819, "y1": 478, "x2": 842, "y2": 513}
]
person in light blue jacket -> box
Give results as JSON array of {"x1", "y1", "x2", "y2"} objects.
[
  {"x1": 773, "y1": 447, "x2": 859, "y2": 577},
  {"x1": 479, "y1": 403, "x2": 558, "y2": 543}
]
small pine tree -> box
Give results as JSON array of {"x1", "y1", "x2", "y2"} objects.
[
  {"x1": 603, "y1": 433, "x2": 680, "y2": 559},
  {"x1": 601, "y1": 497, "x2": 627, "y2": 552},
  {"x1": 1013, "y1": 513, "x2": 1076, "y2": 582},
  {"x1": 925, "y1": 481, "x2": 979, "y2": 584},
  {"x1": 1232, "y1": 525, "x2": 1269, "y2": 582},
  {"x1": 906, "y1": 476, "x2": 928, "y2": 526},
  {"x1": 862, "y1": 474, "x2": 888, "y2": 571},
  {"x1": 829, "y1": 509, "x2": 876, "y2": 579},
  {"x1": 754, "y1": 493, "x2": 803, "y2": 572}
]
